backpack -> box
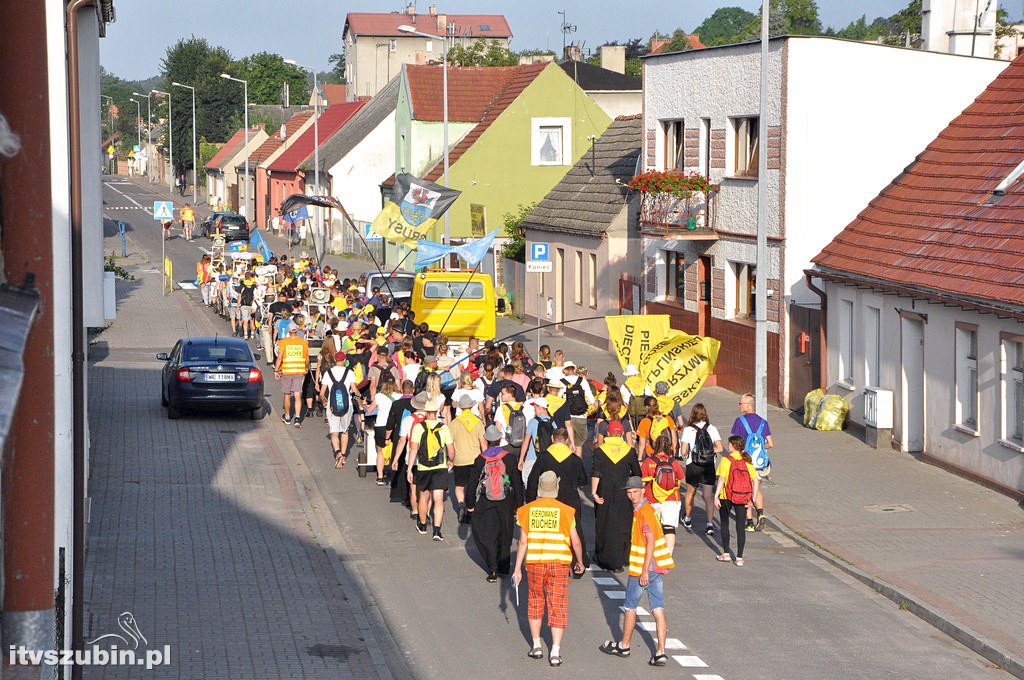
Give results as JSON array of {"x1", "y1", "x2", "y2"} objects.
[
  {"x1": 416, "y1": 421, "x2": 445, "y2": 467},
  {"x1": 478, "y1": 455, "x2": 511, "y2": 502},
  {"x1": 648, "y1": 455, "x2": 679, "y2": 502},
  {"x1": 562, "y1": 377, "x2": 588, "y2": 415},
  {"x1": 740, "y1": 417, "x2": 771, "y2": 471},
  {"x1": 649, "y1": 415, "x2": 672, "y2": 443},
  {"x1": 691, "y1": 423, "x2": 715, "y2": 466},
  {"x1": 505, "y1": 404, "x2": 527, "y2": 447},
  {"x1": 439, "y1": 369, "x2": 457, "y2": 390},
  {"x1": 326, "y1": 367, "x2": 351, "y2": 417},
  {"x1": 627, "y1": 393, "x2": 647, "y2": 420},
  {"x1": 724, "y1": 455, "x2": 754, "y2": 505},
  {"x1": 534, "y1": 416, "x2": 554, "y2": 455}
]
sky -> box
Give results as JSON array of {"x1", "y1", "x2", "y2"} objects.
[{"x1": 103, "y1": 0, "x2": 920, "y2": 81}]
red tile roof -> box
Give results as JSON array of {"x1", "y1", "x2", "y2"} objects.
[
  {"x1": 812, "y1": 54, "x2": 1024, "y2": 310},
  {"x1": 648, "y1": 35, "x2": 706, "y2": 55},
  {"x1": 423, "y1": 63, "x2": 548, "y2": 182},
  {"x1": 406, "y1": 64, "x2": 522, "y2": 122},
  {"x1": 345, "y1": 13, "x2": 512, "y2": 39},
  {"x1": 205, "y1": 127, "x2": 256, "y2": 170},
  {"x1": 267, "y1": 102, "x2": 365, "y2": 172},
  {"x1": 248, "y1": 111, "x2": 314, "y2": 166}
]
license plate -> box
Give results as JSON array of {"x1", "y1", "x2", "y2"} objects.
[{"x1": 206, "y1": 373, "x2": 235, "y2": 382}]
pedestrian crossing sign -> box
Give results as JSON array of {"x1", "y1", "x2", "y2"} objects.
[{"x1": 153, "y1": 201, "x2": 173, "y2": 221}]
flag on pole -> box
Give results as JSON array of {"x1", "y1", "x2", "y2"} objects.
[
  {"x1": 414, "y1": 229, "x2": 498, "y2": 269},
  {"x1": 370, "y1": 173, "x2": 461, "y2": 249},
  {"x1": 282, "y1": 204, "x2": 309, "y2": 224},
  {"x1": 250, "y1": 227, "x2": 273, "y2": 262}
]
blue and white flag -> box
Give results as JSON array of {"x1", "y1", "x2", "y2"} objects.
[
  {"x1": 283, "y1": 204, "x2": 309, "y2": 224},
  {"x1": 414, "y1": 230, "x2": 498, "y2": 269},
  {"x1": 250, "y1": 227, "x2": 273, "y2": 262}
]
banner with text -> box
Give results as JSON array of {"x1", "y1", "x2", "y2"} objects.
[
  {"x1": 370, "y1": 173, "x2": 461, "y2": 249},
  {"x1": 605, "y1": 315, "x2": 672, "y2": 370}
]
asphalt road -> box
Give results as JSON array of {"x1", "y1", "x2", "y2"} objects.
[{"x1": 100, "y1": 178, "x2": 1009, "y2": 679}]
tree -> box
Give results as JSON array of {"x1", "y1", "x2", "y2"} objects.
[
  {"x1": 693, "y1": 6, "x2": 758, "y2": 46},
  {"x1": 878, "y1": 0, "x2": 922, "y2": 47},
  {"x1": 738, "y1": 0, "x2": 823, "y2": 40},
  {"x1": 447, "y1": 40, "x2": 519, "y2": 66},
  {"x1": 326, "y1": 52, "x2": 346, "y2": 84},
  {"x1": 663, "y1": 28, "x2": 695, "y2": 53},
  {"x1": 996, "y1": 7, "x2": 1020, "y2": 58},
  {"x1": 236, "y1": 52, "x2": 311, "y2": 107},
  {"x1": 500, "y1": 203, "x2": 535, "y2": 262}
]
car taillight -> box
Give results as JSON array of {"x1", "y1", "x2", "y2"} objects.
[
  {"x1": 177, "y1": 369, "x2": 191, "y2": 382},
  {"x1": 247, "y1": 368, "x2": 262, "y2": 383}
]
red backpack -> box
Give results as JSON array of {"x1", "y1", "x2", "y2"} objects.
[
  {"x1": 479, "y1": 455, "x2": 510, "y2": 501},
  {"x1": 725, "y1": 455, "x2": 753, "y2": 505}
]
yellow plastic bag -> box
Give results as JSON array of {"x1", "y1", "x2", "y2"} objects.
[
  {"x1": 815, "y1": 394, "x2": 849, "y2": 431},
  {"x1": 381, "y1": 441, "x2": 394, "y2": 465},
  {"x1": 804, "y1": 389, "x2": 824, "y2": 428}
]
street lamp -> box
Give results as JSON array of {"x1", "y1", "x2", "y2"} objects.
[
  {"x1": 172, "y1": 81, "x2": 197, "y2": 205},
  {"x1": 398, "y1": 23, "x2": 450, "y2": 249},
  {"x1": 128, "y1": 98, "x2": 141, "y2": 174},
  {"x1": 221, "y1": 73, "x2": 250, "y2": 220},
  {"x1": 133, "y1": 91, "x2": 152, "y2": 179},
  {"x1": 284, "y1": 59, "x2": 322, "y2": 256},
  {"x1": 152, "y1": 89, "x2": 173, "y2": 195}
]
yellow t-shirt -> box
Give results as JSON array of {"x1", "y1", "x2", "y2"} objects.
[{"x1": 715, "y1": 453, "x2": 757, "y2": 500}]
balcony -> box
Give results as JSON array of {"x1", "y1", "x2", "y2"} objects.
[{"x1": 632, "y1": 171, "x2": 718, "y2": 240}]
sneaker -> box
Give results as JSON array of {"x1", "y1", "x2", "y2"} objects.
[
  {"x1": 432, "y1": 527, "x2": 444, "y2": 542},
  {"x1": 705, "y1": 524, "x2": 715, "y2": 537},
  {"x1": 415, "y1": 522, "x2": 428, "y2": 535},
  {"x1": 294, "y1": 420, "x2": 302, "y2": 429},
  {"x1": 745, "y1": 521, "x2": 755, "y2": 532},
  {"x1": 486, "y1": 572, "x2": 498, "y2": 583},
  {"x1": 682, "y1": 516, "x2": 692, "y2": 529},
  {"x1": 755, "y1": 514, "x2": 766, "y2": 531},
  {"x1": 281, "y1": 414, "x2": 291, "y2": 424}
]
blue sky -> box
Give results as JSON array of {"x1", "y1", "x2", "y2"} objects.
[{"x1": 103, "y1": 0, "x2": 928, "y2": 81}]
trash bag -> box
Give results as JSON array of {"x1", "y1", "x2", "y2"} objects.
[
  {"x1": 815, "y1": 394, "x2": 849, "y2": 431},
  {"x1": 804, "y1": 389, "x2": 824, "y2": 428}
]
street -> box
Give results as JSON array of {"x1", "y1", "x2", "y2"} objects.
[{"x1": 82, "y1": 176, "x2": 1010, "y2": 679}]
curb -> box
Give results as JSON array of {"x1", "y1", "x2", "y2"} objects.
[{"x1": 767, "y1": 516, "x2": 1023, "y2": 679}]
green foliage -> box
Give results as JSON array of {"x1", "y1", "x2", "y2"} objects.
[
  {"x1": 500, "y1": 203, "x2": 535, "y2": 262},
  {"x1": 663, "y1": 28, "x2": 695, "y2": 53},
  {"x1": 625, "y1": 58, "x2": 643, "y2": 79},
  {"x1": 738, "y1": 0, "x2": 823, "y2": 40},
  {"x1": 447, "y1": 40, "x2": 519, "y2": 66},
  {"x1": 693, "y1": 7, "x2": 758, "y2": 46},
  {"x1": 104, "y1": 253, "x2": 135, "y2": 281},
  {"x1": 236, "y1": 52, "x2": 311, "y2": 106},
  {"x1": 996, "y1": 8, "x2": 1020, "y2": 57},
  {"x1": 327, "y1": 53, "x2": 346, "y2": 84}
]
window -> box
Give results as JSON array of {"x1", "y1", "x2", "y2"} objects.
[
  {"x1": 700, "y1": 118, "x2": 711, "y2": 177},
  {"x1": 574, "y1": 251, "x2": 583, "y2": 305},
  {"x1": 589, "y1": 253, "x2": 597, "y2": 308},
  {"x1": 732, "y1": 262, "x2": 755, "y2": 318},
  {"x1": 423, "y1": 281, "x2": 484, "y2": 299},
  {"x1": 665, "y1": 251, "x2": 685, "y2": 301},
  {"x1": 838, "y1": 299, "x2": 854, "y2": 385},
  {"x1": 1001, "y1": 336, "x2": 1024, "y2": 443},
  {"x1": 731, "y1": 116, "x2": 759, "y2": 177},
  {"x1": 531, "y1": 118, "x2": 571, "y2": 166},
  {"x1": 955, "y1": 325, "x2": 979, "y2": 431},
  {"x1": 864, "y1": 306, "x2": 881, "y2": 387},
  {"x1": 389, "y1": 39, "x2": 397, "y2": 52},
  {"x1": 426, "y1": 40, "x2": 433, "y2": 53},
  {"x1": 663, "y1": 119, "x2": 684, "y2": 171}
]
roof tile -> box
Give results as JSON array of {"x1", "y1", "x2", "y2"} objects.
[
  {"x1": 345, "y1": 13, "x2": 512, "y2": 39},
  {"x1": 265, "y1": 102, "x2": 365, "y2": 172}
]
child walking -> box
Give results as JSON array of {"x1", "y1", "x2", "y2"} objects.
[{"x1": 713, "y1": 435, "x2": 760, "y2": 566}]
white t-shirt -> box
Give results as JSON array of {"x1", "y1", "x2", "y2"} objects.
[
  {"x1": 681, "y1": 421, "x2": 722, "y2": 464},
  {"x1": 451, "y1": 387, "x2": 485, "y2": 418},
  {"x1": 374, "y1": 391, "x2": 399, "y2": 425},
  {"x1": 320, "y1": 365, "x2": 357, "y2": 392},
  {"x1": 402, "y1": 362, "x2": 421, "y2": 385}
]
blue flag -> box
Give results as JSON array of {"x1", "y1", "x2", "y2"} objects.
[
  {"x1": 250, "y1": 227, "x2": 273, "y2": 262},
  {"x1": 283, "y1": 205, "x2": 309, "y2": 224},
  {"x1": 414, "y1": 230, "x2": 498, "y2": 269}
]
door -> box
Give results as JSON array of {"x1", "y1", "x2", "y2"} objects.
[
  {"x1": 555, "y1": 247, "x2": 565, "y2": 326},
  {"x1": 788, "y1": 303, "x2": 821, "y2": 411},
  {"x1": 900, "y1": 315, "x2": 925, "y2": 452}
]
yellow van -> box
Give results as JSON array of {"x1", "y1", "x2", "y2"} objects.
[{"x1": 411, "y1": 271, "x2": 496, "y2": 340}]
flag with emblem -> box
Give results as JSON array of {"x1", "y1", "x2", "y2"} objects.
[{"x1": 370, "y1": 174, "x2": 461, "y2": 249}]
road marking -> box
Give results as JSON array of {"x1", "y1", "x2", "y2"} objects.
[
  {"x1": 619, "y1": 605, "x2": 649, "y2": 616},
  {"x1": 693, "y1": 676, "x2": 724, "y2": 680},
  {"x1": 592, "y1": 577, "x2": 619, "y2": 586},
  {"x1": 665, "y1": 638, "x2": 687, "y2": 650},
  {"x1": 602, "y1": 590, "x2": 626, "y2": 600},
  {"x1": 178, "y1": 282, "x2": 197, "y2": 290},
  {"x1": 673, "y1": 655, "x2": 708, "y2": 667},
  {"x1": 638, "y1": 621, "x2": 658, "y2": 631},
  {"x1": 104, "y1": 180, "x2": 151, "y2": 214}
]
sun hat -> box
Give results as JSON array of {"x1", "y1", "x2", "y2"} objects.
[
  {"x1": 456, "y1": 394, "x2": 477, "y2": 409},
  {"x1": 623, "y1": 476, "x2": 645, "y2": 490},
  {"x1": 410, "y1": 392, "x2": 429, "y2": 410},
  {"x1": 537, "y1": 471, "x2": 560, "y2": 499},
  {"x1": 623, "y1": 364, "x2": 640, "y2": 377},
  {"x1": 484, "y1": 424, "x2": 503, "y2": 442},
  {"x1": 422, "y1": 396, "x2": 442, "y2": 412},
  {"x1": 563, "y1": 360, "x2": 576, "y2": 369}
]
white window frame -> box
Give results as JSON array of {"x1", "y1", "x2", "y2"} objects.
[
  {"x1": 588, "y1": 253, "x2": 598, "y2": 309},
  {"x1": 864, "y1": 305, "x2": 881, "y2": 388},
  {"x1": 531, "y1": 117, "x2": 571, "y2": 166},
  {"x1": 729, "y1": 115, "x2": 759, "y2": 178},
  {"x1": 730, "y1": 261, "x2": 755, "y2": 319},
  {"x1": 837, "y1": 298, "x2": 854, "y2": 387},
  {"x1": 954, "y1": 323, "x2": 979, "y2": 434},
  {"x1": 1000, "y1": 334, "x2": 1024, "y2": 449},
  {"x1": 662, "y1": 119, "x2": 684, "y2": 171},
  {"x1": 389, "y1": 39, "x2": 397, "y2": 52}
]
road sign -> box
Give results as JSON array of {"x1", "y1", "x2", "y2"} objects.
[
  {"x1": 364, "y1": 222, "x2": 381, "y2": 242},
  {"x1": 526, "y1": 261, "x2": 552, "y2": 273},
  {"x1": 153, "y1": 201, "x2": 174, "y2": 221},
  {"x1": 530, "y1": 242, "x2": 549, "y2": 261}
]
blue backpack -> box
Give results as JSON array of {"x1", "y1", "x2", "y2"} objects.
[
  {"x1": 740, "y1": 417, "x2": 771, "y2": 472},
  {"x1": 326, "y1": 367, "x2": 351, "y2": 417}
]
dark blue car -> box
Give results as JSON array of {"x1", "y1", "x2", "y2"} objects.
[{"x1": 158, "y1": 337, "x2": 265, "y2": 419}]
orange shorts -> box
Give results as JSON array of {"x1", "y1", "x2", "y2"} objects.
[{"x1": 526, "y1": 562, "x2": 570, "y2": 629}]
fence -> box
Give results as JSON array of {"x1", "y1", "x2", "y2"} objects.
[{"x1": 501, "y1": 258, "x2": 525, "y2": 318}]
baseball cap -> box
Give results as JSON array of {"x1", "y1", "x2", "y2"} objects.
[
  {"x1": 607, "y1": 421, "x2": 624, "y2": 436},
  {"x1": 563, "y1": 360, "x2": 576, "y2": 369},
  {"x1": 655, "y1": 381, "x2": 669, "y2": 394},
  {"x1": 533, "y1": 397, "x2": 549, "y2": 410}
]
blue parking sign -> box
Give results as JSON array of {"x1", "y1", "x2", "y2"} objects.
[{"x1": 530, "y1": 242, "x2": 549, "y2": 261}]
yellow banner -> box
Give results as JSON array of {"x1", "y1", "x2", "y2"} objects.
[
  {"x1": 369, "y1": 202, "x2": 437, "y2": 249},
  {"x1": 640, "y1": 332, "x2": 721, "y2": 406},
  {"x1": 605, "y1": 315, "x2": 672, "y2": 370}
]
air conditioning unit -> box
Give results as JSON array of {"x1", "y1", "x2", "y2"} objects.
[{"x1": 864, "y1": 386, "x2": 893, "y2": 429}]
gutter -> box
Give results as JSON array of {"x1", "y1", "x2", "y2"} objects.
[{"x1": 804, "y1": 270, "x2": 827, "y2": 389}]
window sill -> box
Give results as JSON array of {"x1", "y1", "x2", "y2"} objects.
[
  {"x1": 835, "y1": 380, "x2": 855, "y2": 391},
  {"x1": 953, "y1": 423, "x2": 980, "y2": 437},
  {"x1": 998, "y1": 438, "x2": 1024, "y2": 453},
  {"x1": 724, "y1": 174, "x2": 759, "y2": 182},
  {"x1": 729, "y1": 315, "x2": 755, "y2": 327}
]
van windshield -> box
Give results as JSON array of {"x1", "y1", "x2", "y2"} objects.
[
  {"x1": 368, "y1": 275, "x2": 414, "y2": 296},
  {"x1": 423, "y1": 281, "x2": 485, "y2": 300}
]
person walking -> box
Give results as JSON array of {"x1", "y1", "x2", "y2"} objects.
[
  {"x1": 180, "y1": 203, "x2": 194, "y2": 240},
  {"x1": 680, "y1": 403, "x2": 724, "y2": 537},
  {"x1": 450, "y1": 393, "x2": 486, "y2": 521},
  {"x1": 526, "y1": 428, "x2": 588, "y2": 572},
  {"x1": 511, "y1": 470, "x2": 586, "y2": 667},
  {"x1": 591, "y1": 421, "x2": 640, "y2": 572},
  {"x1": 639, "y1": 435, "x2": 685, "y2": 556},
  {"x1": 408, "y1": 396, "x2": 455, "y2": 541},
  {"x1": 600, "y1": 475, "x2": 676, "y2": 666},
  {"x1": 731, "y1": 392, "x2": 773, "y2": 531},
  {"x1": 319, "y1": 352, "x2": 358, "y2": 468},
  {"x1": 713, "y1": 435, "x2": 761, "y2": 566},
  {"x1": 274, "y1": 320, "x2": 308, "y2": 425},
  {"x1": 466, "y1": 425, "x2": 523, "y2": 582}
]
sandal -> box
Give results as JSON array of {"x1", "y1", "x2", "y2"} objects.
[
  {"x1": 716, "y1": 553, "x2": 733, "y2": 562},
  {"x1": 334, "y1": 452, "x2": 345, "y2": 469},
  {"x1": 528, "y1": 646, "x2": 544, "y2": 659},
  {"x1": 649, "y1": 654, "x2": 668, "y2": 666},
  {"x1": 599, "y1": 641, "x2": 630, "y2": 657},
  {"x1": 548, "y1": 654, "x2": 562, "y2": 667}
]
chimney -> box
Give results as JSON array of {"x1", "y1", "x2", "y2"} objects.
[
  {"x1": 600, "y1": 45, "x2": 626, "y2": 74},
  {"x1": 437, "y1": 14, "x2": 447, "y2": 33},
  {"x1": 922, "y1": 0, "x2": 997, "y2": 56},
  {"x1": 428, "y1": 4, "x2": 437, "y2": 15},
  {"x1": 406, "y1": 3, "x2": 415, "y2": 15},
  {"x1": 563, "y1": 43, "x2": 582, "y2": 62}
]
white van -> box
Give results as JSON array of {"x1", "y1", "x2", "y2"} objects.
[{"x1": 364, "y1": 270, "x2": 415, "y2": 304}]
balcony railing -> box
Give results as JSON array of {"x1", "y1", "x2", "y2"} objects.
[{"x1": 629, "y1": 171, "x2": 718, "y2": 237}]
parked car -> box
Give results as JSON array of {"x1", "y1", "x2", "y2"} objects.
[
  {"x1": 158, "y1": 336, "x2": 265, "y2": 419},
  {"x1": 200, "y1": 212, "x2": 250, "y2": 242}
]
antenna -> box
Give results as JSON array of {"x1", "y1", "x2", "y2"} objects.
[{"x1": 558, "y1": 10, "x2": 577, "y2": 59}]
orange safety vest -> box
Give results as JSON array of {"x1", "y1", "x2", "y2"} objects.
[
  {"x1": 517, "y1": 498, "x2": 575, "y2": 565},
  {"x1": 628, "y1": 502, "x2": 675, "y2": 576},
  {"x1": 277, "y1": 336, "x2": 309, "y2": 375},
  {"x1": 181, "y1": 206, "x2": 194, "y2": 222}
]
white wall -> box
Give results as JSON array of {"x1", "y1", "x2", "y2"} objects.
[
  {"x1": 328, "y1": 110, "x2": 397, "y2": 227},
  {"x1": 409, "y1": 119, "x2": 473, "y2": 177},
  {"x1": 586, "y1": 91, "x2": 641, "y2": 118},
  {"x1": 79, "y1": 13, "x2": 104, "y2": 328},
  {"x1": 785, "y1": 39, "x2": 1006, "y2": 305}
]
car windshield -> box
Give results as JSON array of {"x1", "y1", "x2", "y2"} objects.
[
  {"x1": 219, "y1": 215, "x2": 248, "y2": 229},
  {"x1": 182, "y1": 344, "x2": 250, "y2": 363},
  {"x1": 368, "y1": 275, "x2": 414, "y2": 295},
  {"x1": 423, "y1": 281, "x2": 484, "y2": 300}
]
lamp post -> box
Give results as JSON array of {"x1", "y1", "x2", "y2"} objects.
[
  {"x1": 284, "y1": 59, "x2": 322, "y2": 256},
  {"x1": 152, "y1": 89, "x2": 172, "y2": 195},
  {"x1": 172, "y1": 82, "x2": 197, "y2": 205},
  {"x1": 128, "y1": 98, "x2": 141, "y2": 175},
  {"x1": 755, "y1": 2, "x2": 769, "y2": 415},
  {"x1": 221, "y1": 73, "x2": 250, "y2": 220},
  {"x1": 133, "y1": 91, "x2": 152, "y2": 179},
  {"x1": 399, "y1": 24, "x2": 450, "y2": 250}
]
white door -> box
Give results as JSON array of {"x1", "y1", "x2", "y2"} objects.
[{"x1": 900, "y1": 315, "x2": 925, "y2": 452}]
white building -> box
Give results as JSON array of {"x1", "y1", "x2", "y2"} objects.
[{"x1": 640, "y1": 36, "x2": 1006, "y2": 408}]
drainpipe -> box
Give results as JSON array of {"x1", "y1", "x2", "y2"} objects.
[
  {"x1": 67, "y1": 1, "x2": 95, "y2": 676},
  {"x1": 805, "y1": 270, "x2": 827, "y2": 389}
]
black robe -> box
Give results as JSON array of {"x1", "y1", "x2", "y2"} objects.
[
  {"x1": 387, "y1": 394, "x2": 413, "y2": 503},
  {"x1": 591, "y1": 440, "x2": 640, "y2": 571},
  {"x1": 465, "y1": 446, "x2": 524, "y2": 575},
  {"x1": 526, "y1": 444, "x2": 589, "y2": 568}
]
